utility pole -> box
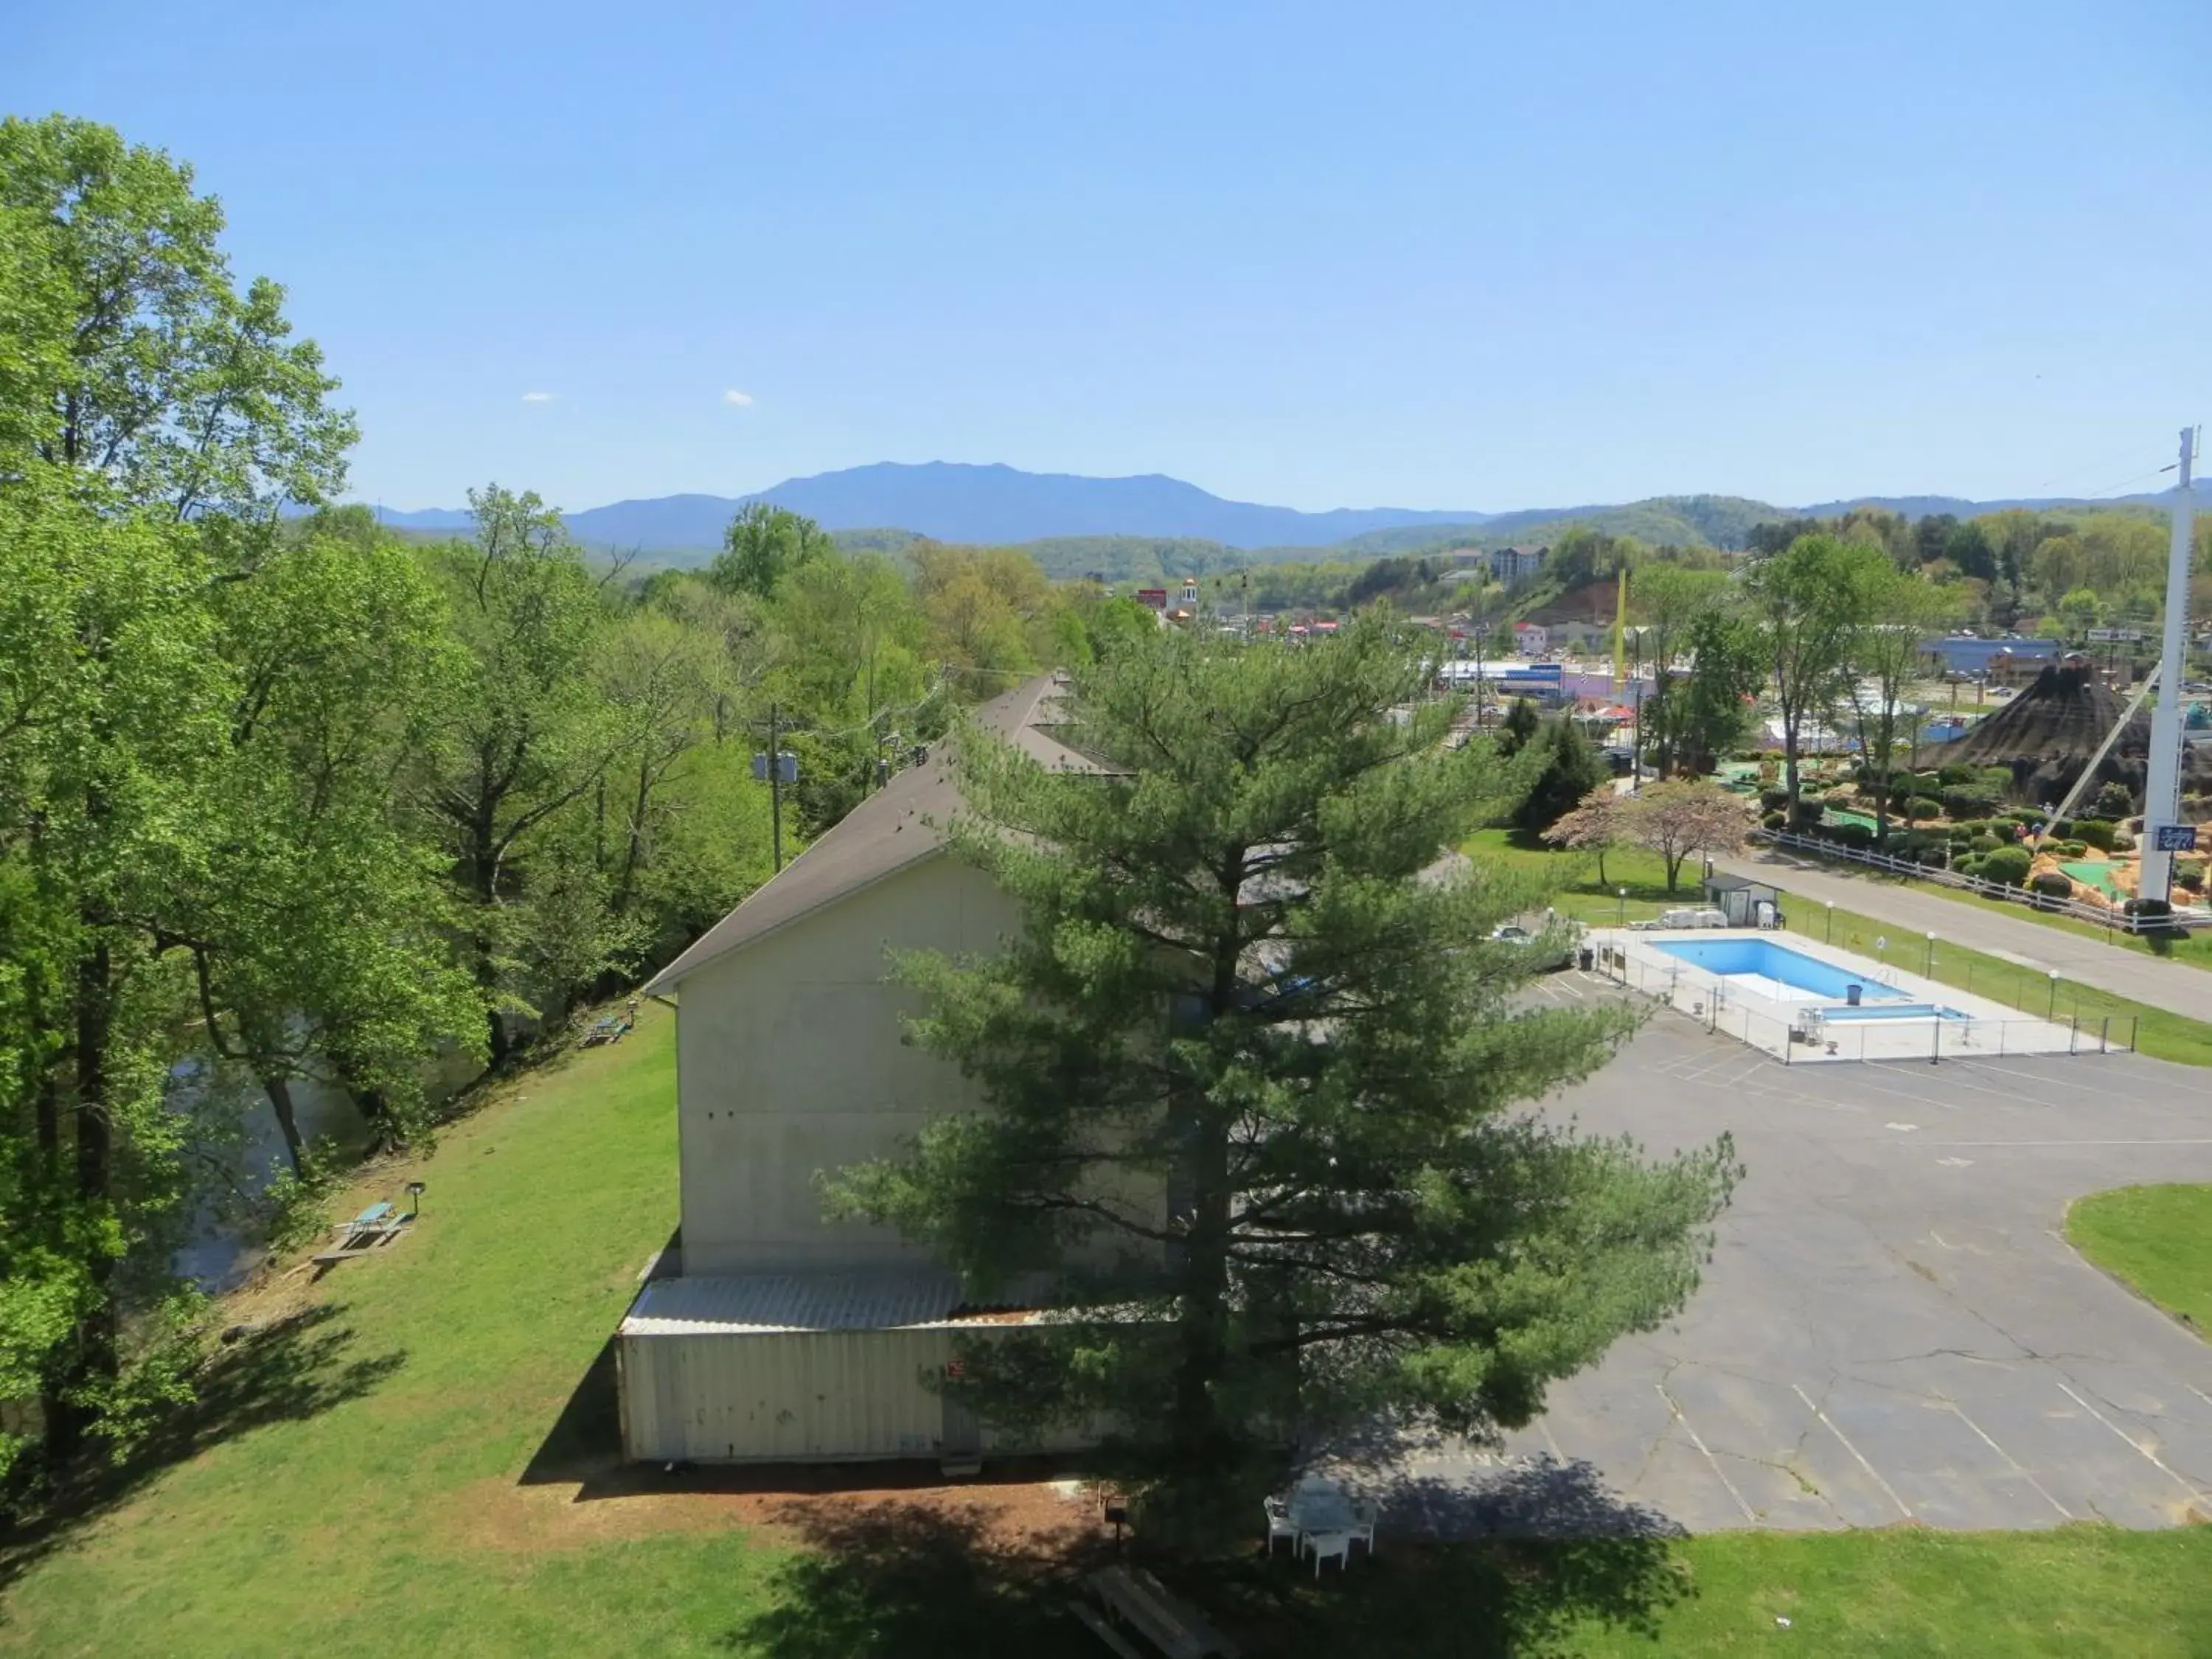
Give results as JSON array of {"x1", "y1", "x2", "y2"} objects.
[
  {"x1": 768, "y1": 701, "x2": 783, "y2": 872},
  {"x1": 2140, "y1": 427, "x2": 2198, "y2": 902}
]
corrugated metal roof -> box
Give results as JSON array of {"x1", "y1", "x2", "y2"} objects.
[
  {"x1": 645, "y1": 675, "x2": 1098, "y2": 992},
  {"x1": 619, "y1": 1270, "x2": 1039, "y2": 1337}
]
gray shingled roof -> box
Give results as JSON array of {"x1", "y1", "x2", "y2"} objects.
[{"x1": 644, "y1": 674, "x2": 1093, "y2": 992}]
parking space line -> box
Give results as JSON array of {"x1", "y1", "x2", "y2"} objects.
[
  {"x1": 1944, "y1": 1402, "x2": 2072, "y2": 1520},
  {"x1": 2191, "y1": 1385, "x2": 2212, "y2": 1413},
  {"x1": 2055, "y1": 1380, "x2": 2212, "y2": 1507},
  {"x1": 1790, "y1": 1383, "x2": 1913, "y2": 1520},
  {"x1": 1655, "y1": 1382, "x2": 1756, "y2": 1523}
]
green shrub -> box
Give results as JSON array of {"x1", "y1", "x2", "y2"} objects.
[
  {"x1": 1938, "y1": 762, "x2": 1976, "y2": 787},
  {"x1": 2049, "y1": 838, "x2": 2087, "y2": 858},
  {"x1": 1955, "y1": 855, "x2": 1983, "y2": 878},
  {"x1": 1942, "y1": 786, "x2": 2000, "y2": 818},
  {"x1": 2176, "y1": 859, "x2": 2207, "y2": 894},
  {"x1": 1979, "y1": 846, "x2": 2032, "y2": 886},
  {"x1": 2030, "y1": 870, "x2": 2074, "y2": 901},
  {"x1": 1971, "y1": 833, "x2": 2003, "y2": 855},
  {"x1": 1824, "y1": 821, "x2": 1875, "y2": 849},
  {"x1": 1759, "y1": 787, "x2": 1790, "y2": 813},
  {"x1": 1908, "y1": 796, "x2": 1944, "y2": 821},
  {"x1": 1761, "y1": 809, "x2": 1786, "y2": 830},
  {"x1": 1978, "y1": 765, "x2": 2016, "y2": 792},
  {"x1": 2074, "y1": 818, "x2": 2116, "y2": 852},
  {"x1": 2093, "y1": 781, "x2": 2135, "y2": 819}
]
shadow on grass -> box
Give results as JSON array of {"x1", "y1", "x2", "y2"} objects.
[
  {"x1": 720, "y1": 1500, "x2": 1102, "y2": 1659},
  {"x1": 717, "y1": 1457, "x2": 1688, "y2": 1659},
  {"x1": 0, "y1": 1302, "x2": 405, "y2": 1606}
]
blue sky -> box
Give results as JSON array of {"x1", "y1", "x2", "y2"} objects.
[{"x1": 8, "y1": 1, "x2": 2205, "y2": 514}]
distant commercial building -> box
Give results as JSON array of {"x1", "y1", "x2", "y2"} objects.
[
  {"x1": 1918, "y1": 636, "x2": 2061, "y2": 677},
  {"x1": 1512, "y1": 620, "x2": 1549, "y2": 657}
]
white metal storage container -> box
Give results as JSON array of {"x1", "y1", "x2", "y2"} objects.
[{"x1": 616, "y1": 1270, "x2": 1089, "y2": 1464}]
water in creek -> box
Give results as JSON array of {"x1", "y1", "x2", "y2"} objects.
[{"x1": 171, "y1": 1047, "x2": 482, "y2": 1291}]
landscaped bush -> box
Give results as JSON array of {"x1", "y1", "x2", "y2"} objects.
[
  {"x1": 2031, "y1": 871, "x2": 2075, "y2": 902},
  {"x1": 2049, "y1": 838, "x2": 2087, "y2": 858},
  {"x1": 1823, "y1": 821, "x2": 1875, "y2": 850},
  {"x1": 1938, "y1": 762, "x2": 1977, "y2": 787},
  {"x1": 2093, "y1": 781, "x2": 2135, "y2": 819},
  {"x1": 2074, "y1": 818, "x2": 2116, "y2": 852},
  {"x1": 1915, "y1": 846, "x2": 1950, "y2": 869},
  {"x1": 1979, "y1": 846, "x2": 2032, "y2": 886},
  {"x1": 1789, "y1": 800, "x2": 1823, "y2": 830},
  {"x1": 1970, "y1": 833, "x2": 2003, "y2": 855},
  {"x1": 1978, "y1": 765, "x2": 2015, "y2": 792},
  {"x1": 1955, "y1": 855, "x2": 1983, "y2": 878},
  {"x1": 1761, "y1": 809, "x2": 1786, "y2": 830},
  {"x1": 1942, "y1": 786, "x2": 2000, "y2": 819},
  {"x1": 1907, "y1": 796, "x2": 1944, "y2": 821},
  {"x1": 2176, "y1": 859, "x2": 2206, "y2": 894},
  {"x1": 1759, "y1": 787, "x2": 1790, "y2": 813}
]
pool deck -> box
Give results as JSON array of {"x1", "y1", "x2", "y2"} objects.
[{"x1": 1590, "y1": 927, "x2": 2094, "y2": 1062}]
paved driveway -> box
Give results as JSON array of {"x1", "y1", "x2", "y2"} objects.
[{"x1": 1349, "y1": 984, "x2": 2212, "y2": 1535}]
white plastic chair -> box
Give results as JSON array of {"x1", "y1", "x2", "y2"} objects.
[
  {"x1": 1304, "y1": 1528, "x2": 1352, "y2": 1576},
  {"x1": 1348, "y1": 1498, "x2": 1379, "y2": 1555},
  {"x1": 1262, "y1": 1495, "x2": 1297, "y2": 1555}
]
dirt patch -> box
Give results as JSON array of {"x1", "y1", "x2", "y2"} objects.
[{"x1": 444, "y1": 1467, "x2": 1103, "y2": 1559}]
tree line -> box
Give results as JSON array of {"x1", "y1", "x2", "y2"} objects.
[{"x1": 0, "y1": 115, "x2": 1146, "y2": 1489}]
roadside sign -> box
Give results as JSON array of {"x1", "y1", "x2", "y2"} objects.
[
  {"x1": 2152, "y1": 824, "x2": 2198, "y2": 852},
  {"x1": 2085, "y1": 627, "x2": 2143, "y2": 644}
]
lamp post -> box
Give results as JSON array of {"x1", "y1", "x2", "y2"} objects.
[
  {"x1": 405, "y1": 1180, "x2": 425, "y2": 1220},
  {"x1": 1924, "y1": 931, "x2": 1935, "y2": 976},
  {"x1": 1824, "y1": 900, "x2": 1834, "y2": 944},
  {"x1": 2047, "y1": 970, "x2": 2060, "y2": 1020},
  {"x1": 1617, "y1": 886, "x2": 1628, "y2": 926}
]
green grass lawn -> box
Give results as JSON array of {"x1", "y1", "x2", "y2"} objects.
[
  {"x1": 7, "y1": 996, "x2": 2212, "y2": 1657},
  {"x1": 1463, "y1": 827, "x2": 2212, "y2": 1068},
  {"x1": 2067, "y1": 1185, "x2": 2212, "y2": 1335}
]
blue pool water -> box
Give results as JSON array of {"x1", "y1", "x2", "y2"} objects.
[
  {"x1": 1820, "y1": 1003, "x2": 1971, "y2": 1023},
  {"x1": 1650, "y1": 937, "x2": 1905, "y2": 1001}
]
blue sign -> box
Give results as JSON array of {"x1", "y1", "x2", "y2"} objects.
[
  {"x1": 1505, "y1": 664, "x2": 1563, "y2": 681},
  {"x1": 2153, "y1": 824, "x2": 2198, "y2": 852}
]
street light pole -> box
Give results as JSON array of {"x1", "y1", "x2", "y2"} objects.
[
  {"x1": 1825, "y1": 900, "x2": 1834, "y2": 945},
  {"x1": 1924, "y1": 931, "x2": 1935, "y2": 976},
  {"x1": 2047, "y1": 970, "x2": 2060, "y2": 1020},
  {"x1": 1617, "y1": 886, "x2": 1628, "y2": 926}
]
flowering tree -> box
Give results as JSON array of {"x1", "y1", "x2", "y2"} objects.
[
  {"x1": 1544, "y1": 783, "x2": 1630, "y2": 886},
  {"x1": 1625, "y1": 779, "x2": 1756, "y2": 892}
]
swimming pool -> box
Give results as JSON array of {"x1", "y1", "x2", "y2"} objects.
[{"x1": 1649, "y1": 936, "x2": 1904, "y2": 1002}]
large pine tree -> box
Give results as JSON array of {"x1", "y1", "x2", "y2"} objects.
[{"x1": 828, "y1": 619, "x2": 1736, "y2": 1533}]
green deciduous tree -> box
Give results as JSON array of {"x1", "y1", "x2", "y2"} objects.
[
  {"x1": 0, "y1": 115, "x2": 355, "y2": 528},
  {"x1": 417, "y1": 487, "x2": 619, "y2": 1065},
  {"x1": 709, "y1": 501, "x2": 834, "y2": 600},
  {"x1": 1844, "y1": 568, "x2": 1955, "y2": 848},
  {"x1": 1745, "y1": 535, "x2": 1891, "y2": 814},
  {"x1": 826, "y1": 621, "x2": 1736, "y2": 1534}
]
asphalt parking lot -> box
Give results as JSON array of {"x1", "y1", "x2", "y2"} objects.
[{"x1": 1356, "y1": 975, "x2": 2212, "y2": 1535}]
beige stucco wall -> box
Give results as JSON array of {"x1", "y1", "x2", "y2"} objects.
[{"x1": 675, "y1": 854, "x2": 1023, "y2": 1273}]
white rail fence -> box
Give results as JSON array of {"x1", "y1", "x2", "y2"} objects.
[{"x1": 1747, "y1": 828, "x2": 2210, "y2": 937}]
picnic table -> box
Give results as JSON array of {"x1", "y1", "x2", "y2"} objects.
[
  {"x1": 1082, "y1": 1565, "x2": 1239, "y2": 1658},
  {"x1": 1287, "y1": 1478, "x2": 1355, "y2": 1536}
]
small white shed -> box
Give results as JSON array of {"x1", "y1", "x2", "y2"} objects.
[{"x1": 617, "y1": 1269, "x2": 1080, "y2": 1465}]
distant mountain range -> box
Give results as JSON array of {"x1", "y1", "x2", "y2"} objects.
[{"x1": 355, "y1": 460, "x2": 2183, "y2": 567}]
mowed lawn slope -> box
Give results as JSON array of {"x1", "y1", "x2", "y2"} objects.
[
  {"x1": 0, "y1": 1006, "x2": 785, "y2": 1659},
  {"x1": 7, "y1": 1004, "x2": 2212, "y2": 1657}
]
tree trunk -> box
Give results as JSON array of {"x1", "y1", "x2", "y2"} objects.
[
  {"x1": 49, "y1": 925, "x2": 117, "y2": 1462},
  {"x1": 262, "y1": 1073, "x2": 306, "y2": 1174}
]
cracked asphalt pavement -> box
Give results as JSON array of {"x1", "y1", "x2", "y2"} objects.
[{"x1": 1359, "y1": 980, "x2": 2212, "y2": 1535}]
